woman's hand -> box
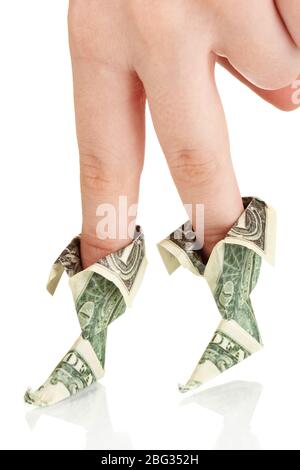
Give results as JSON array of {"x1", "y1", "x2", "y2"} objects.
[{"x1": 68, "y1": 0, "x2": 300, "y2": 266}]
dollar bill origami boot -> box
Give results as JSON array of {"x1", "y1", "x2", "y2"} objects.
[
  {"x1": 25, "y1": 227, "x2": 147, "y2": 407},
  {"x1": 158, "y1": 197, "x2": 276, "y2": 392}
]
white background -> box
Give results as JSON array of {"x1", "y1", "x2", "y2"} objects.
[{"x1": 0, "y1": 1, "x2": 300, "y2": 450}]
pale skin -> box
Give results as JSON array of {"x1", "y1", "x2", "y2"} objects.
[{"x1": 68, "y1": 0, "x2": 300, "y2": 268}]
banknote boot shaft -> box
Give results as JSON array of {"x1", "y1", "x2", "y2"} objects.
[
  {"x1": 25, "y1": 227, "x2": 147, "y2": 407},
  {"x1": 158, "y1": 197, "x2": 276, "y2": 392}
]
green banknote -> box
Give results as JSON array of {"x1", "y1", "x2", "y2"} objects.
[
  {"x1": 158, "y1": 197, "x2": 276, "y2": 391},
  {"x1": 25, "y1": 227, "x2": 147, "y2": 407}
]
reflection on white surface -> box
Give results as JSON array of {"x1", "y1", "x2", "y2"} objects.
[
  {"x1": 25, "y1": 380, "x2": 261, "y2": 450},
  {"x1": 181, "y1": 381, "x2": 262, "y2": 450},
  {"x1": 25, "y1": 384, "x2": 132, "y2": 450}
]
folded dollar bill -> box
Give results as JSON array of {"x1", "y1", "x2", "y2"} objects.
[
  {"x1": 158, "y1": 197, "x2": 276, "y2": 391},
  {"x1": 25, "y1": 227, "x2": 147, "y2": 407}
]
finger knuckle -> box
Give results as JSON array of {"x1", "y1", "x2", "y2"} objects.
[{"x1": 166, "y1": 149, "x2": 218, "y2": 186}]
